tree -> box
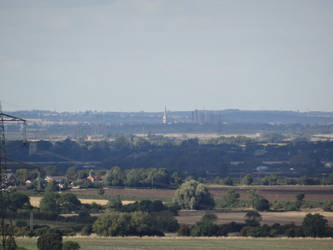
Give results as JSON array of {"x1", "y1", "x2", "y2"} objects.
[
  {"x1": 62, "y1": 241, "x2": 80, "y2": 250},
  {"x1": 37, "y1": 231, "x2": 62, "y2": 250},
  {"x1": 58, "y1": 193, "x2": 81, "y2": 213},
  {"x1": 66, "y1": 167, "x2": 77, "y2": 181},
  {"x1": 191, "y1": 213, "x2": 219, "y2": 236},
  {"x1": 302, "y1": 213, "x2": 328, "y2": 237},
  {"x1": 14, "y1": 169, "x2": 29, "y2": 185},
  {"x1": 222, "y1": 177, "x2": 233, "y2": 186},
  {"x1": 241, "y1": 174, "x2": 253, "y2": 185},
  {"x1": 245, "y1": 211, "x2": 262, "y2": 227},
  {"x1": 39, "y1": 192, "x2": 60, "y2": 214},
  {"x1": 92, "y1": 211, "x2": 163, "y2": 236},
  {"x1": 253, "y1": 198, "x2": 270, "y2": 211},
  {"x1": 327, "y1": 171, "x2": 333, "y2": 185},
  {"x1": 247, "y1": 190, "x2": 270, "y2": 211},
  {"x1": 220, "y1": 190, "x2": 240, "y2": 208},
  {"x1": 296, "y1": 193, "x2": 305, "y2": 210},
  {"x1": 45, "y1": 181, "x2": 57, "y2": 193},
  {"x1": 9, "y1": 192, "x2": 31, "y2": 210},
  {"x1": 107, "y1": 195, "x2": 122, "y2": 210},
  {"x1": 104, "y1": 166, "x2": 125, "y2": 186},
  {"x1": 173, "y1": 180, "x2": 215, "y2": 210}
]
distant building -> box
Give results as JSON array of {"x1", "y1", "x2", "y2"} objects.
[
  {"x1": 162, "y1": 106, "x2": 167, "y2": 124},
  {"x1": 256, "y1": 166, "x2": 269, "y2": 171},
  {"x1": 45, "y1": 176, "x2": 67, "y2": 184}
]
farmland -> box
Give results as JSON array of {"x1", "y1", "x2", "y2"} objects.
[
  {"x1": 15, "y1": 236, "x2": 333, "y2": 250},
  {"x1": 66, "y1": 185, "x2": 333, "y2": 202},
  {"x1": 177, "y1": 210, "x2": 333, "y2": 226}
]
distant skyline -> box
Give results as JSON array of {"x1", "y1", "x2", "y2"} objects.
[{"x1": 1, "y1": 0, "x2": 332, "y2": 112}]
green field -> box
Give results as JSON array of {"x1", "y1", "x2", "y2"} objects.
[{"x1": 16, "y1": 236, "x2": 333, "y2": 250}]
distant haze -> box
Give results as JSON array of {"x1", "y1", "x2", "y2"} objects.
[{"x1": 1, "y1": 0, "x2": 332, "y2": 112}]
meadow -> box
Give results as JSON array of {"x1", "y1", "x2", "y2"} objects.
[{"x1": 16, "y1": 236, "x2": 333, "y2": 250}]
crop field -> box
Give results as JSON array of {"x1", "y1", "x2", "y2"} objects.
[
  {"x1": 177, "y1": 210, "x2": 333, "y2": 226},
  {"x1": 29, "y1": 197, "x2": 134, "y2": 207},
  {"x1": 15, "y1": 236, "x2": 333, "y2": 250}
]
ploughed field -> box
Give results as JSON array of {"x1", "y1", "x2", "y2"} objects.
[
  {"x1": 68, "y1": 185, "x2": 333, "y2": 202},
  {"x1": 16, "y1": 236, "x2": 333, "y2": 250}
]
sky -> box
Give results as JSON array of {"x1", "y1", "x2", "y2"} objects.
[{"x1": 0, "y1": 0, "x2": 332, "y2": 112}]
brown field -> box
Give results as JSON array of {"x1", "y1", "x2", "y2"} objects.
[
  {"x1": 177, "y1": 210, "x2": 333, "y2": 226},
  {"x1": 68, "y1": 185, "x2": 333, "y2": 202},
  {"x1": 69, "y1": 187, "x2": 175, "y2": 199},
  {"x1": 208, "y1": 185, "x2": 333, "y2": 202}
]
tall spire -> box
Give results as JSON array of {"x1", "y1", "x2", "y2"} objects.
[{"x1": 162, "y1": 105, "x2": 167, "y2": 124}]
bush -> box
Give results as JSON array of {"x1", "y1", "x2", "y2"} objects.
[
  {"x1": 93, "y1": 211, "x2": 164, "y2": 236},
  {"x1": 37, "y1": 231, "x2": 62, "y2": 250},
  {"x1": 80, "y1": 225, "x2": 92, "y2": 236},
  {"x1": 302, "y1": 213, "x2": 328, "y2": 237},
  {"x1": 253, "y1": 198, "x2": 270, "y2": 211},
  {"x1": 177, "y1": 224, "x2": 192, "y2": 236},
  {"x1": 62, "y1": 241, "x2": 80, "y2": 250}
]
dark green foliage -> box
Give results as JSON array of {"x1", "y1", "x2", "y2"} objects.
[
  {"x1": 37, "y1": 231, "x2": 62, "y2": 250},
  {"x1": 39, "y1": 192, "x2": 60, "y2": 214},
  {"x1": 222, "y1": 177, "x2": 233, "y2": 186},
  {"x1": 92, "y1": 211, "x2": 164, "y2": 236},
  {"x1": 323, "y1": 201, "x2": 333, "y2": 211},
  {"x1": 107, "y1": 195, "x2": 122, "y2": 210},
  {"x1": 245, "y1": 211, "x2": 262, "y2": 227},
  {"x1": 241, "y1": 174, "x2": 253, "y2": 185},
  {"x1": 302, "y1": 213, "x2": 328, "y2": 237},
  {"x1": 104, "y1": 167, "x2": 125, "y2": 186},
  {"x1": 58, "y1": 193, "x2": 81, "y2": 213},
  {"x1": 253, "y1": 198, "x2": 270, "y2": 211},
  {"x1": 1, "y1": 235, "x2": 17, "y2": 250},
  {"x1": 177, "y1": 224, "x2": 192, "y2": 236},
  {"x1": 45, "y1": 181, "x2": 58, "y2": 193},
  {"x1": 98, "y1": 187, "x2": 104, "y2": 195},
  {"x1": 152, "y1": 211, "x2": 179, "y2": 232},
  {"x1": 247, "y1": 190, "x2": 270, "y2": 211},
  {"x1": 327, "y1": 171, "x2": 333, "y2": 184},
  {"x1": 173, "y1": 180, "x2": 215, "y2": 210},
  {"x1": 8, "y1": 192, "x2": 31, "y2": 211},
  {"x1": 219, "y1": 190, "x2": 240, "y2": 208},
  {"x1": 62, "y1": 241, "x2": 80, "y2": 250},
  {"x1": 80, "y1": 226, "x2": 92, "y2": 236},
  {"x1": 240, "y1": 226, "x2": 271, "y2": 237},
  {"x1": 296, "y1": 193, "x2": 305, "y2": 201},
  {"x1": 191, "y1": 213, "x2": 219, "y2": 236}
]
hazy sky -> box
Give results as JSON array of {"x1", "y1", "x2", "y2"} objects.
[{"x1": 1, "y1": 0, "x2": 332, "y2": 112}]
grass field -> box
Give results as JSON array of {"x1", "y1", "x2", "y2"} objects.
[{"x1": 16, "y1": 236, "x2": 333, "y2": 250}]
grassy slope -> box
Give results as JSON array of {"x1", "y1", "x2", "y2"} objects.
[{"x1": 16, "y1": 237, "x2": 333, "y2": 250}]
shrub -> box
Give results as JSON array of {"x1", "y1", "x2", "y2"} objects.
[
  {"x1": 62, "y1": 241, "x2": 80, "y2": 250},
  {"x1": 37, "y1": 231, "x2": 62, "y2": 250},
  {"x1": 302, "y1": 213, "x2": 328, "y2": 237},
  {"x1": 80, "y1": 225, "x2": 92, "y2": 236},
  {"x1": 177, "y1": 224, "x2": 192, "y2": 236}
]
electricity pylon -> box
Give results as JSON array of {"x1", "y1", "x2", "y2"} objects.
[{"x1": 0, "y1": 104, "x2": 27, "y2": 249}]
